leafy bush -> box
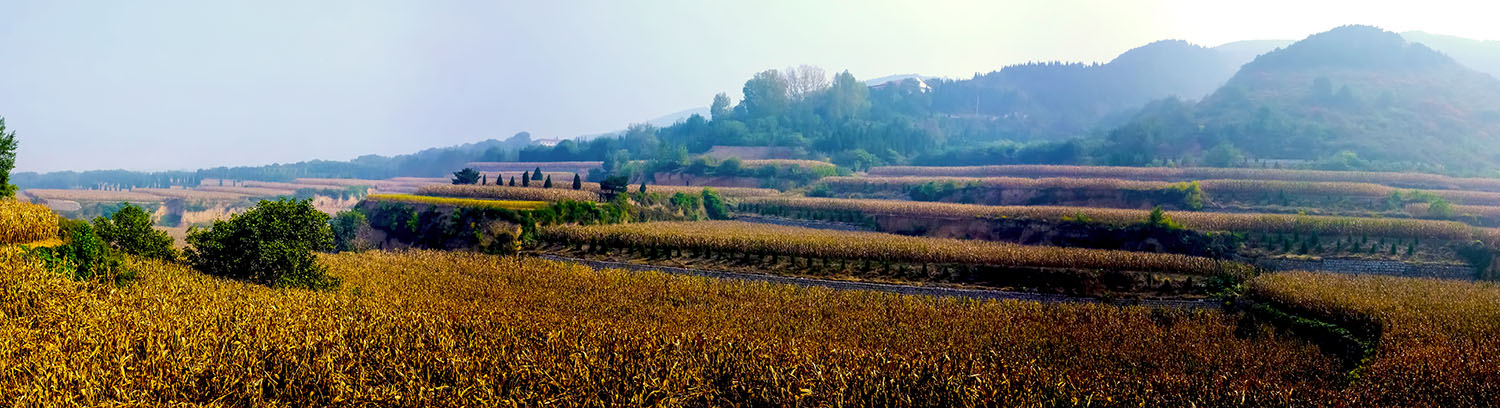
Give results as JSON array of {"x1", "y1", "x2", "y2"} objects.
[
  {"x1": 1427, "y1": 198, "x2": 1455, "y2": 219},
  {"x1": 92, "y1": 203, "x2": 178, "y2": 261},
  {"x1": 27, "y1": 222, "x2": 129, "y2": 284},
  {"x1": 1144, "y1": 206, "x2": 1184, "y2": 230},
  {"x1": 1160, "y1": 181, "x2": 1206, "y2": 210},
  {"x1": 186, "y1": 199, "x2": 339, "y2": 290},
  {"x1": 702, "y1": 188, "x2": 731, "y2": 220},
  {"x1": 330, "y1": 210, "x2": 372, "y2": 253}
]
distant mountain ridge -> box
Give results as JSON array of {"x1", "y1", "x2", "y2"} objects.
[
  {"x1": 924, "y1": 39, "x2": 1284, "y2": 141},
  {"x1": 1108, "y1": 25, "x2": 1500, "y2": 172}
]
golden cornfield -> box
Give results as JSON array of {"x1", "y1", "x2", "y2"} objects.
[
  {"x1": 824, "y1": 175, "x2": 1500, "y2": 205},
  {"x1": 1248, "y1": 271, "x2": 1500, "y2": 406},
  {"x1": 0, "y1": 249, "x2": 1360, "y2": 406},
  {"x1": 643, "y1": 185, "x2": 782, "y2": 198},
  {"x1": 739, "y1": 196, "x2": 1482, "y2": 241},
  {"x1": 738, "y1": 159, "x2": 836, "y2": 169},
  {"x1": 364, "y1": 193, "x2": 549, "y2": 210},
  {"x1": 416, "y1": 184, "x2": 601, "y2": 202},
  {"x1": 820, "y1": 176, "x2": 1172, "y2": 192},
  {"x1": 195, "y1": 186, "x2": 300, "y2": 197},
  {"x1": 132, "y1": 187, "x2": 253, "y2": 201},
  {"x1": 23, "y1": 189, "x2": 165, "y2": 203},
  {"x1": 537, "y1": 220, "x2": 1252, "y2": 276},
  {"x1": 0, "y1": 200, "x2": 60, "y2": 245},
  {"x1": 868, "y1": 164, "x2": 1500, "y2": 192}
]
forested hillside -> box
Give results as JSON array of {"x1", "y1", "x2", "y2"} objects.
[
  {"x1": 926, "y1": 40, "x2": 1271, "y2": 140},
  {"x1": 1106, "y1": 26, "x2": 1500, "y2": 173}
]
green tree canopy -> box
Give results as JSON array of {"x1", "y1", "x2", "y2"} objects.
[
  {"x1": 451, "y1": 168, "x2": 481, "y2": 185},
  {"x1": 741, "y1": 69, "x2": 790, "y2": 117},
  {"x1": 92, "y1": 202, "x2": 177, "y2": 261},
  {"x1": 186, "y1": 199, "x2": 339, "y2": 289},
  {"x1": 0, "y1": 117, "x2": 18, "y2": 198}
]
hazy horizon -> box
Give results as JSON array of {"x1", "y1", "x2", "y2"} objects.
[{"x1": 5, "y1": 0, "x2": 1500, "y2": 173}]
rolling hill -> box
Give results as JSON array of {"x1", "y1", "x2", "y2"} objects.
[
  {"x1": 1108, "y1": 25, "x2": 1500, "y2": 173},
  {"x1": 928, "y1": 39, "x2": 1284, "y2": 141}
]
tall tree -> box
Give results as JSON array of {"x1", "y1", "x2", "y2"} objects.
[
  {"x1": 824, "y1": 71, "x2": 870, "y2": 120},
  {"x1": 710, "y1": 93, "x2": 733, "y2": 120},
  {"x1": 741, "y1": 69, "x2": 790, "y2": 117},
  {"x1": 572, "y1": 173, "x2": 583, "y2": 190},
  {"x1": 543, "y1": 175, "x2": 553, "y2": 188},
  {"x1": 0, "y1": 118, "x2": 16, "y2": 198},
  {"x1": 522, "y1": 171, "x2": 531, "y2": 187},
  {"x1": 784, "y1": 65, "x2": 829, "y2": 101}
]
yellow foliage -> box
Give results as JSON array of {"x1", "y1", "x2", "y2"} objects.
[
  {"x1": 0, "y1": 249, "x2": 1344, "y2": 406},
  {"x1": 1250, "y1": 272, "x2": 1500, "y2": 405},
  {"x1": 740, "y1": 197, "x2": 1481, "y2": 241},
  {"x1": 539, "y1": 220, "x2": 1253, "y2": 276},
  {"x1": 0, "y1": 200, "x2": 60, "y2": 245}
]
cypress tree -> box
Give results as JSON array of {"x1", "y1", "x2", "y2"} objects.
[
  {"x1": 544, "y1": 175, "x2": 553, "y2": 188},
  {"x1": 522, "y1": 171, "x2": 531, "y2": 187},
  {"x1": 509, "y1": 177, "x2": 516, "y2": 186},
  {"x1": 572, "y1": 174, "x2": 583, "y2": 190}
]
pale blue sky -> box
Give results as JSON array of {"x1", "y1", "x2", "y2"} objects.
[{"x1": 4, "y1": 0, "x2": 1497, "y2": 172}]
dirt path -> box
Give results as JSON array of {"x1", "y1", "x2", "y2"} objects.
[{"x1": 535, "y1": 254, "x2": 1220, "y2": 309}]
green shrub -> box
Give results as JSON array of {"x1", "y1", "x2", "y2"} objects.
[
  {"x1": 27, "y1": 222, "x2": 130, "y2": 284},
  {"x1": 1143, "y1": 206, "x2": 1184, "y2": 230},
  {"x1": 186, "y1": 199, "x2": 339, "y2": 290},
  {"x1": 92, "y1": 203, "x2": 178, "y2": 261},
  {"x1": 1427, "y1": 198, "x2": 1455, "y2": 219},
  {"x1": 1161, "y1": 181, "x2": 1205, "y2": 210},
  {"x1": 702, "y1": 188, "x2": 731, "y2": 220},
  {"x1": 330, "y1": 210, "x2": 372, "y2": 253}
]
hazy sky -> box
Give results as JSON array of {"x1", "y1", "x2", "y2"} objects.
[{"x1": 4, "y1": 0, "x2": 1499, "y2": 172}]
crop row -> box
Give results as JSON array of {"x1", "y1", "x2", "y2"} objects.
[
  {"x1": 537, "y1": 221, "x2": 1252, "y2": 277},
  {"x1": 416, "y1": 184, "x2": 600, "y2": 202},
  {"x1": 1248, "y1": 271, "x2": 1500, "y2": 405},
  {"x1": 0, "y1": 249, "x2": 1355, "y2": 405},
  {"x1": 0, "y1": 200, "x2": 60, "y2": 245},
  {"x1": 737, "y1": 197, "x2": 1481, "y2": 241},
  {"x1": 23, "y1": 189, "x2": 164, "y2": 203},
  {"x1": 193, "y1": 186, "x2": 299, "y2": 197},
  {"x1": 417, "y1": 183, "x2": 782, "y2": 203},
  {"x1": 738, "y1": 159, "x2": 837, "y2": 169},
  {"x1": 363, "y1": 194, "x2": 548, "y2": 210},
  {"x1": 823, "y1": 176, "x2": 1500, "y2": 205},
  {"x1": 868, "y1": 164, "x2": 1500, "y2": 192},
  {"x1": 130, "y1": 188, "x2": 251, "y2": 201}
]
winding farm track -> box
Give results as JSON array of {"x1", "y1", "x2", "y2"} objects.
[{"x1": 536, "y1": 254, "x2": 1221, "y2": 309}]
